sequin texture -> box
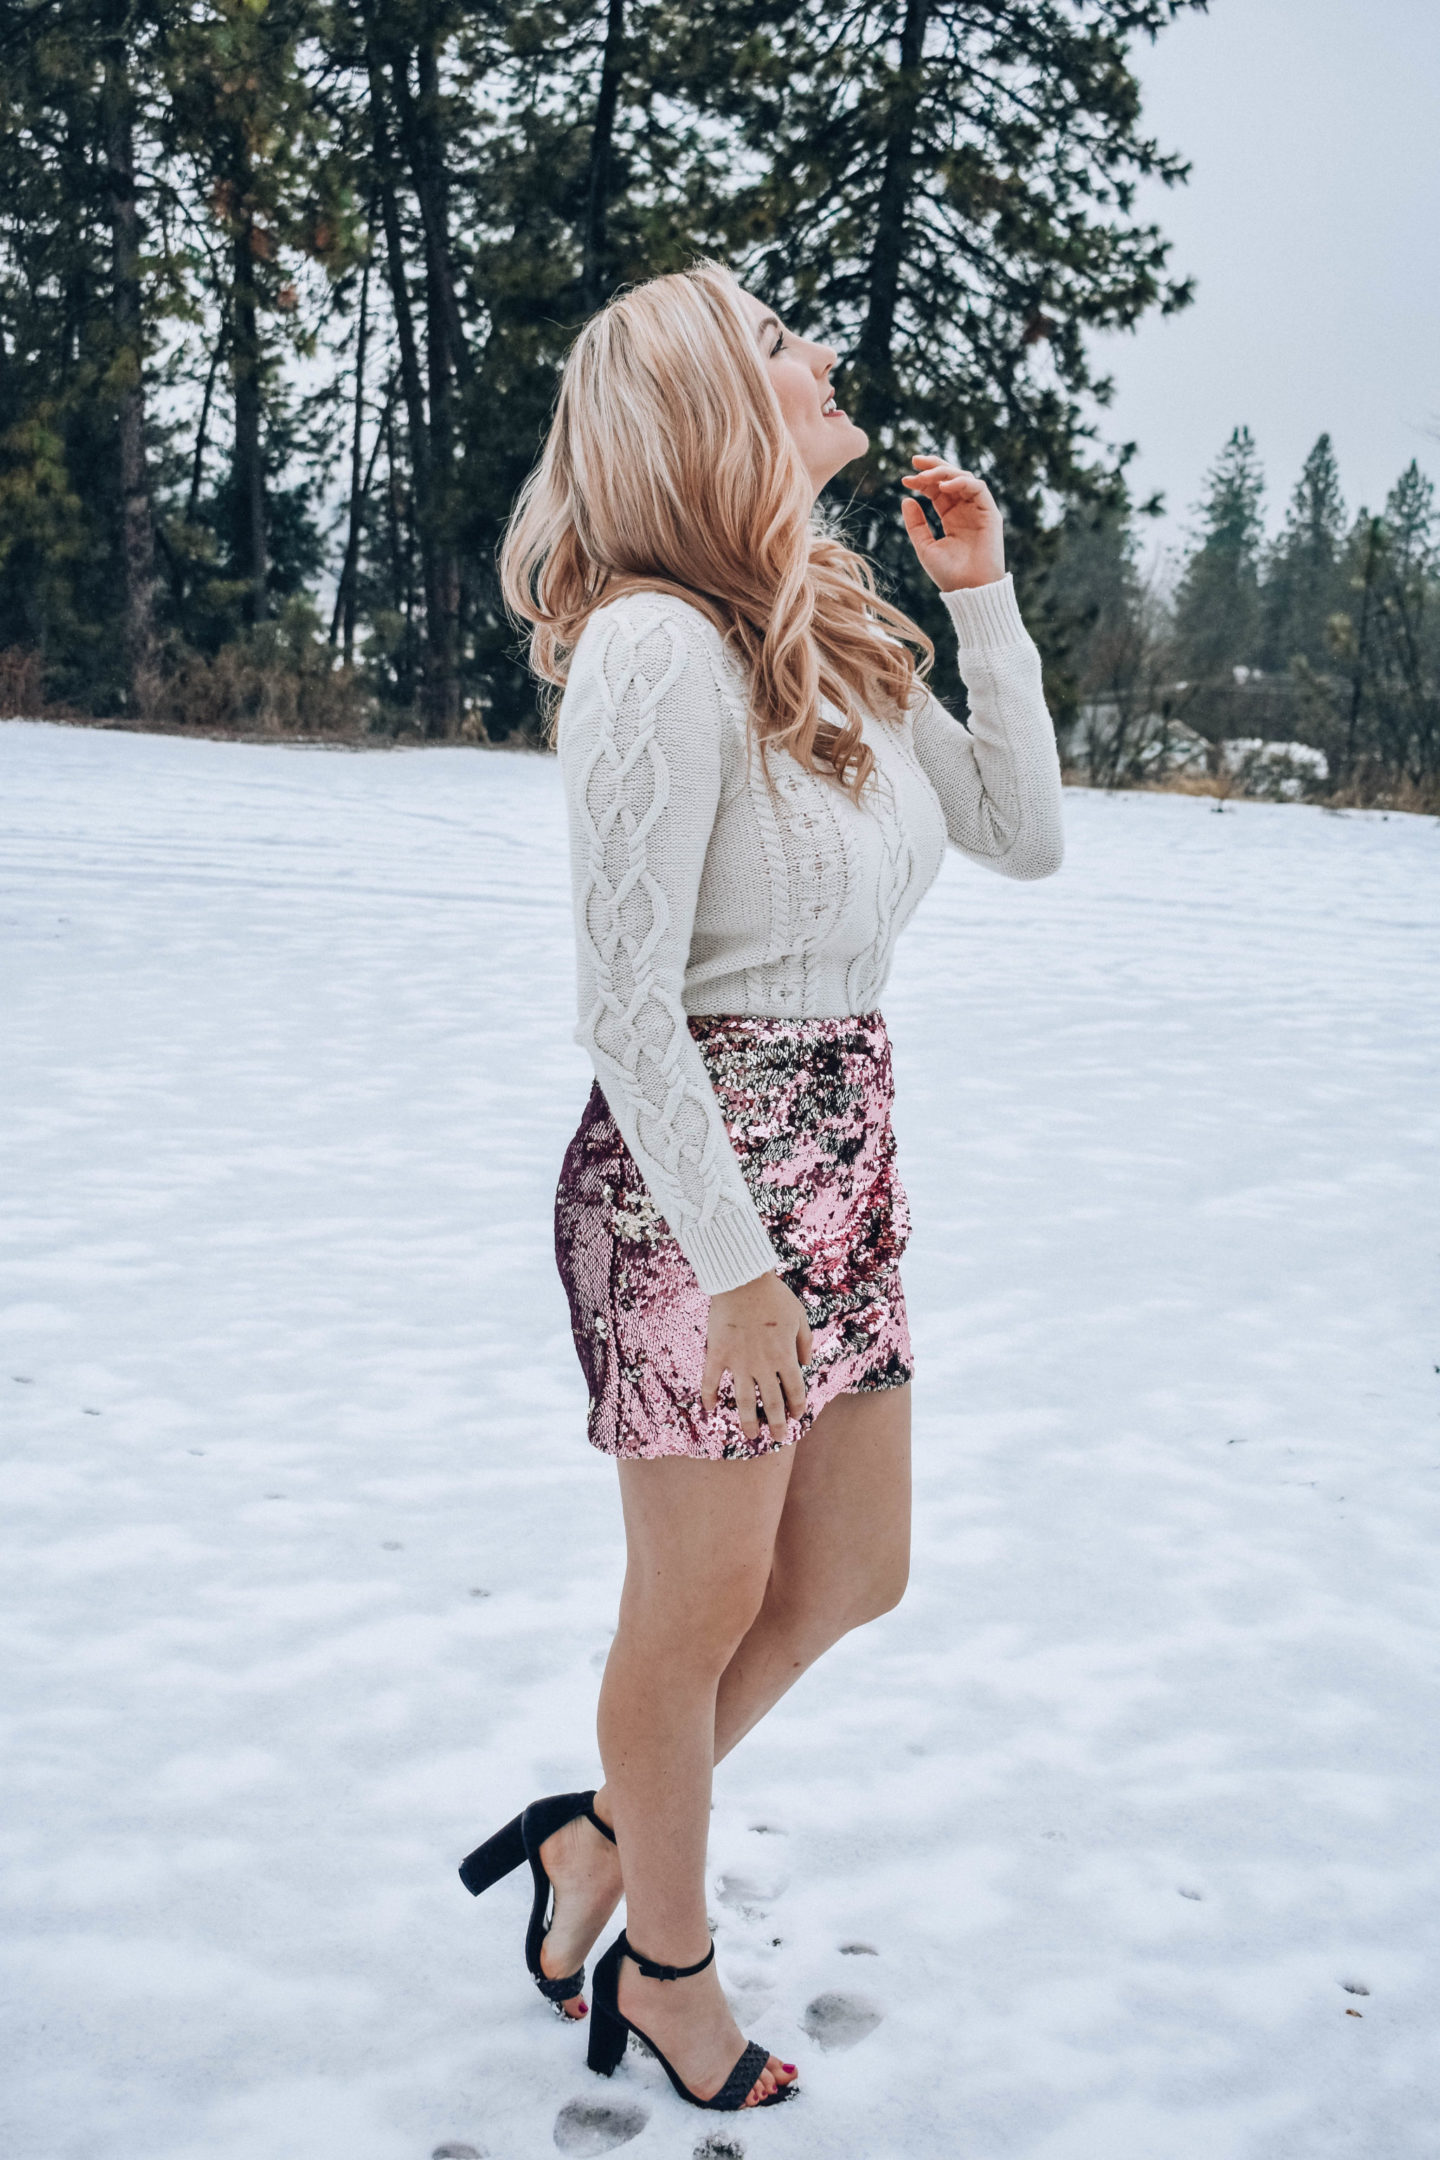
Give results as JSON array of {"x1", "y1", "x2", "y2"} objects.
[{"x1": 554, "y1": 1012, "x2": 913, "y2": 1460}]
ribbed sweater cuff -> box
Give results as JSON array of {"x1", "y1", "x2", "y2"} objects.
[
  {"x1": 942, "y1": 573, "x2": 1027, "y2": 649},
  {"x1": 679, "y1": 1208, "x2": 782, "y2": 1297}
]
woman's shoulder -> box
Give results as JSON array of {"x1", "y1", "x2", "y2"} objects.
[
  {"x1": 565, "y1": 589, "x2": 745, "y2": 747},
  {"x1": 574, "y1": 585, "x2": 734, "y2": 671}
]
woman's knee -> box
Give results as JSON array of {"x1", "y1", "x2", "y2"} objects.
[
  {"x1": 857, "y1": 1554, "x2": 909, "y2": 1624},
  {"x1": 835, "y1": 1553, "x2": 910, "y2": 1632},
  {"x1": 621, "y1": 1564, "x2": 771, "y2": 1676},
  {"x1": 769, "y1": 1552, "x2": 909, "y2": 1646}
]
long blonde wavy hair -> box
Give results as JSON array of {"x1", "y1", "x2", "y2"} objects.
[{"x1": 499, "y1": 260, "x2": 933, "y2": 795}]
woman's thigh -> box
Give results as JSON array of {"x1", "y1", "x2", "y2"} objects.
[
  {"x1": 615, "y1": 1446, "x2": 798, "y2": 1662},
  {"x1": 769, "y1": 1382, "x2": 912, "y2": 1617}
]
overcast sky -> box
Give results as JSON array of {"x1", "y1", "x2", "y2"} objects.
[{"x1": 1091, "y1": 0, "x2": 1440, "y2": 572}]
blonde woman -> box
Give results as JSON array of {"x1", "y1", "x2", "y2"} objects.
[{"x1": 458, "y1": 262, "x2": 1063, "y2": 2114}]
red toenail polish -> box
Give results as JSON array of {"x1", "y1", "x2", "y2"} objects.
[{"x1": 782, "y1": 2063, "x2": 796, "y2": 2074}]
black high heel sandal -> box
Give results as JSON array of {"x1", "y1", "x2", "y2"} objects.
[
  {"x1": 586, "y1": 1929, "x2": 797, "y2": 2110},
  {"x1": 458, "y1": 1789, "x2": 618, "y2": 2010}
]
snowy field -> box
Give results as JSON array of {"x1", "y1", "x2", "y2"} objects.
[{"x1": 2, "y1": 717, "x2": 1438, "y2": 2160}]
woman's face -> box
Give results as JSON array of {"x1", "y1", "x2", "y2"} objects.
[{"x1": 739, "y1": 291, "x2": 868, "y2": 496}]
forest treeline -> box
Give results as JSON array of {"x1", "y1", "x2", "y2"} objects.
[
  {"x1": 1, "y1": 0, "x2": 1435, "y2": 805},
  {"x1": 1055, "y1": 429, "x2": 1440, "y2": 808}
]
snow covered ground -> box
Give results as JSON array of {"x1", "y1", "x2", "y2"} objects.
[{"x1": 2, "y1": 718, "x2": 1438, "y2": 2160}]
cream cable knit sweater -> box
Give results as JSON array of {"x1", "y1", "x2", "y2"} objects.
[{"x1": 557, "y1": 572, "x2": 1064, "y2": 1295}]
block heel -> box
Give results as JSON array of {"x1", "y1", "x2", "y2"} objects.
[
  {"x1": 457, "y1": 1788, "x2": 617, "y2": 2010},
  {"x1": 457, "y1": 1812, "x2": 526, "y2": 1896},
  {"x1": 584, "y1": 1943, "x2": 631, "y2": 2076}
]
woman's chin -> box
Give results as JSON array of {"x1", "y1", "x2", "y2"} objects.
[
  {"x1": 836, "y1": 418, "x2": 869, "y2": 463},
  {"x1": 814, "y1": 421, "x2": 869, "y2": 489}
]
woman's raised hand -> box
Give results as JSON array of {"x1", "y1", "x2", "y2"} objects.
[
  {"x1": 899, "y1": 455, "x2": 1006, "y2": 592},
  {"x1": 702, "y1": 1273, "x2": 813, "y2": 1444}
]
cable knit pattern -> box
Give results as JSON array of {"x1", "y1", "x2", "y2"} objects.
[{"x1": 557, "y1": 572, "x2": 1063, "y2": 1293}]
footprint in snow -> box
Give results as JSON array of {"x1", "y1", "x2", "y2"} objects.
[
  {"x1": 838, "y1": 1942, "x2": 878, "y2": 1956},
  {"x1": 432, "y1": 2144, "x2": 484, "y2": 2159},
  {"x1": 552, "y1": 2097, "x2": 649, "y2": 2155},
  {"x1": 802, "y1": 1991, "x2": 884, "y2": 2051},
  {"x1": 1341, "y1": 1980, "x2": 1370, "y2": 1996},
  {"x1": 715, "y1": 1868, "x2": 788, "y2": 1911}
]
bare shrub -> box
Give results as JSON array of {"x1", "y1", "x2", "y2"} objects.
[
  {"x1": 150, "y1": 627, "x2": 376, "y2": 737},
  {"x1": 0, "y1": 646, "x2": 62, "y2": 719}
]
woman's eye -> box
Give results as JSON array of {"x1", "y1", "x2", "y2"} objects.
[{"x1": 771, "y1": 332, "x2": 785, "y2": 356}]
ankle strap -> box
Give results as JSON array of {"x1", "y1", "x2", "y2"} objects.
[
  {"x1": 621, "y1": 1931, "x2": 715, "y2": 1982},
  {"x1": 583, "y1": 1794, "x2": 617, "y2": 1846}
]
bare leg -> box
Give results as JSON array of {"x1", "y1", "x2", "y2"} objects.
[
  {"x1": 598, "y1": 1446, "x2": 796, "y2": 2104},
  {"x1": 714, "y1": 1382, "x2": 910, "y2": 1760},
  {"x1": 540, "y1": 1386, "x2": 910, "y2": 2054}
]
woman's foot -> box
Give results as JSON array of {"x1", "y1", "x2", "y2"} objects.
[
  {"x1": 617, "y1": 1958, "x2": 798, "y2": 2106},
  {"x1": 537, "y1": 1810, "x2": 625, "y2": 2018}
]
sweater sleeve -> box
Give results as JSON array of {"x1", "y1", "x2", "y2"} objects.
[
  {"x1": 557, "y1": 599, "x2": 783, "y2": 1297},
  {"x1": 910, "y1": 574, "x2": 1065, "y2": 879}
]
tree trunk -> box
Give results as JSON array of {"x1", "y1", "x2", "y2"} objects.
[
  {"x1": 231, "y1": 193, "x2": 267, "y2": 626},
  {"x1": 415, "y1": 36, "x2": 459, "y2": 734},
  {"x1": 365, "y1": 25, "x2": 449, "y2": 730},
  {"x1": 99, "y1": 0, "x2": 159, "y2": 713},
  {"x1": 383, "y1": 408, "x2": 418, "y2": 708},
  {"x1": 388, "y1": 35, "x2": 472, "y2": 387},
  {"x1": 332, "y1": 252, "x2": 372, "y2": 664},
  {"x1": 853, "y1": 0, "x2": 929, "y2": 419},
  {"x1": 580, "y1": 0, "x2": 625, "y2": 315},
  {"x1": 1343, "y1": 518, "x2": 1382, "y2": 783},
  {"x1": 186, "y1": 316, "x2": 226, "y2": 527}
]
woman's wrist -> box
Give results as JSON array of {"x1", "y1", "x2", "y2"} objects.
[
  {"x1": 941, "y1": 574, "x2": 1027, "y2": 649},
  {"x1": 935, "y1": 563, "x2": 1007, "y2": 593},
  {"x1": 711, "y1": 1270, "x2": 778, "y2": 1304}
]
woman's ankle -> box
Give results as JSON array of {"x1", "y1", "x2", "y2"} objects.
[{"x1": 622, "y1": 1926, "x2": 714, "y2": 1973}]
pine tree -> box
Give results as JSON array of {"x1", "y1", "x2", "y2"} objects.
[
  {"x1": 1382, "y1": 459, "x2": 1435, "y2": 574},
  {"x1": 1043, "y1": 500, "x2": 1144, "y2": 711},
  {"x1": 1039, "y1": 495, "x2": 1180, "y2": 784},
  {"x1": 1172, "y1": 425, "x2": 1265, "y2": 686},
  {"x1": 0, "y1": 0, "x2": 164, "y2": 710},
  {"x1": 1261, "y1": 432, "x2": 1345, "y2": 674},
  {"x1": 3, "y1": 0, "x2": 1210, "y2": 734},
  {"x1": 1370, "y1": 463, "x2": 1439, "y2": 786},
  {"x1": 1289, "y1": 462, "x2": 1440, "y2": 797},
  {"x1": 159, "y1": 0, "x2": 343, "y2": 633},
  {"x1": 98, "y1": 0, "x2": 160, "y2": 711},
  {"x1": 693, "y1": 0, "x2": 1202, "y2": 675}
]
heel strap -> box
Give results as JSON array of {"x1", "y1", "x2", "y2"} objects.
[
  {"x1": 620, "y1": 1930, "x2": 715, "y2": 1982},
  {"x1": 583, "y1": 1794, "x2": 617, "y2": 1846}
]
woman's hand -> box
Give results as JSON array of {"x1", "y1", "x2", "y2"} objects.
[
  {"x1": 702, "y1": 1272, "x2": 813, "y2": 1444},
  {"x1": 899, "y1": 455, "x2": 1006, "y2": 592}
]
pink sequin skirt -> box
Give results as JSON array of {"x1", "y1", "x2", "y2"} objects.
[{"x1": 554, "y1": 1011, "x2": 913, "y2": 1462}]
